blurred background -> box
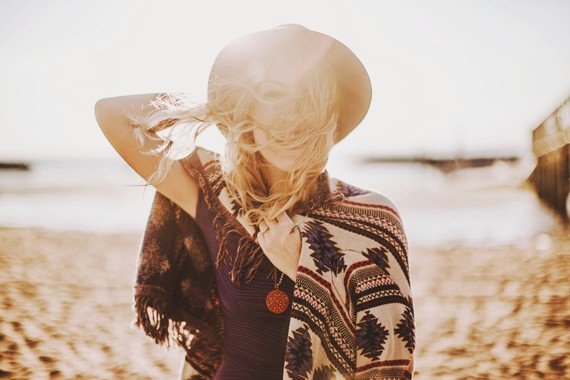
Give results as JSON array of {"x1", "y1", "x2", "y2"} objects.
[{"x1": 0, "y1": 0, "x2": 569, "y2": 379}]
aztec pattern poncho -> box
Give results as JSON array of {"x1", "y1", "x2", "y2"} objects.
[{"x1": 134, "y1": 146, "x2": 415, "y2": 379}]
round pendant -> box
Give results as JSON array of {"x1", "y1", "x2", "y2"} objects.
[{"x1": 266, "y1": 289, "x2": 290, "y2": 314}]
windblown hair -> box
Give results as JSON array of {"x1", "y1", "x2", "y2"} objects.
[{"x1": 125, "y1": 64, "x2": 339, "y2": 228}]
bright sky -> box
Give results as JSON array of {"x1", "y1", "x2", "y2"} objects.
[{"x1": 1, "y1": 0, "x2": 569, "y2": 160}]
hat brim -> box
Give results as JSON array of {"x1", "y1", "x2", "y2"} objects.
[{"x1": 208, "y1": 24, "x2": 372, "y2": 144}]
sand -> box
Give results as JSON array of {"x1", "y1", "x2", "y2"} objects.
[
  {"x1": 0, "y1": 225, "x2": 568, "y2": 379},
  {"x1": 0, "y1": 228, "x2": 182, "y2": 379},
  {"x1": 410, "y1": 226, "x2": 570, "y2": 379}
]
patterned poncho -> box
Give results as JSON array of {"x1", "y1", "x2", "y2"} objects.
[{"x1": 133, "y1": 146, "x2": 415, "y2": 379}]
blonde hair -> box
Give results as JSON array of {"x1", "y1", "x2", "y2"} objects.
[{"x1": 126, "y1": 64, "x2": 339, "y2": 227}]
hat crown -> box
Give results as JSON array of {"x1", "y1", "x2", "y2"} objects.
[{"x1": 209, "y1": 25, "x2": 372, "y2": 144}]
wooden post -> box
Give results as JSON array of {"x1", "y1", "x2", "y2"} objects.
[{"x1": 530, "y1": 97, "x2": 570, "y2": 222}]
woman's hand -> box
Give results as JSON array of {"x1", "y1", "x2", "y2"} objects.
[{"x1": 256, "y1": 212, "x2": 301, "y2": 282}]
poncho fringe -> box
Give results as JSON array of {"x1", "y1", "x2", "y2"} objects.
[{"x1": 132, "y1": 187, "x2": 224, "y2": 378}]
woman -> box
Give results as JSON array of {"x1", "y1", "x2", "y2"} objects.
[{"x1": 95, "y1": 25, "x2": 414, "y2": 380}]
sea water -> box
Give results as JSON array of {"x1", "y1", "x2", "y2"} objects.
[
  {"x1": 0, "y1": 155, "x2": 559, "y2": 247},
  {"x1": 0, "y1": 159, "x2": 154, "y2": 234}
]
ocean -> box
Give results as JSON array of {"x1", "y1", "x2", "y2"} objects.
[{"x1": 0, "y1": 154, "x2": 559, "y2": 247}]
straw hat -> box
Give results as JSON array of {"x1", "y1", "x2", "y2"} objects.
[{"x1": 208, "y1": 24, "x2": 372, "y2": 144}]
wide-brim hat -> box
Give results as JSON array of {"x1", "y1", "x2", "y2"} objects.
[{"x1": 208, "y1": 24, "x2": 372, "y2": 144}]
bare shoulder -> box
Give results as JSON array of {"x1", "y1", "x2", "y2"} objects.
[
  {"x1": 148, "y1": 147, "x2": 224, "y2": 219},
  {"x1": 178, "y1": 146, "x2": 224, "y2": 198},
  {"x1": 180, "y1": 146, "x2": 223, "y2": 180},
  {"x1": 192, "y1": 146, "x2": 222, "y2": 165}
]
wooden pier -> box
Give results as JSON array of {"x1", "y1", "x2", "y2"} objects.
[
  {"x1": 529, "y1": 96, "x2": 570, "y2": 222},
  {"x1": 0, "y1": 162, "x2": 30, "y2": 171}
]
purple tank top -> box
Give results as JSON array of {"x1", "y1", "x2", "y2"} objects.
[{"x1": 195, "y1": 187, "x2": 295, "y2": 379}]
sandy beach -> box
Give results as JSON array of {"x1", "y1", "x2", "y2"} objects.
[
  {"x1": 1, "y1": 220, "x2": 568, "y2": 379},
  {"x1": 0, "y1": 228, "x2": 183, "y2": 379},
  {"x1": 411, "y1": 225, "x2": 569, "y2": 379}
]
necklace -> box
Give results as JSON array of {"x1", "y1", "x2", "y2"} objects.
[{"x1": 266, "y1": 270, "x2": 289, "y2": 314}]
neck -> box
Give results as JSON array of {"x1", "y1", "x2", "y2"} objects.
[
  {"x1": 262, "y1": 164, "x2": 325, "y2": 210},
  {"x1": 263, "y1": 165, "x2": 291, "y2": 194}
]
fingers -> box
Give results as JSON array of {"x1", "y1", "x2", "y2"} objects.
[
  {"x1": 275, "y1": 211, "x2": 291, "y2": 223},
  {"x1": 257, "y1": 217, "x2": 301, "y2": 251},
  {"x1": 275, "y1": 211, "x2": 295, "y2": 229},
  {"x1": 256, "y1": 227, "x2": 265, "y2": 244},
  {"x1": 259, "y1": 221, "x2": 269, "y2": 233},
  {"x1": 265, "y1": 218, "x2": 278, "y2": 229},
  {"x1": 258, "y1": 212, "x2": 295, "y2": 241},
  {"x1": 289, "y1": 223, "x2": 301, "y2": 235}
]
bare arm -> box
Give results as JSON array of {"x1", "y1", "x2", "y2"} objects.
[{"x1": 94, "y1": 93, "x2": 199, "y2": 219}]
